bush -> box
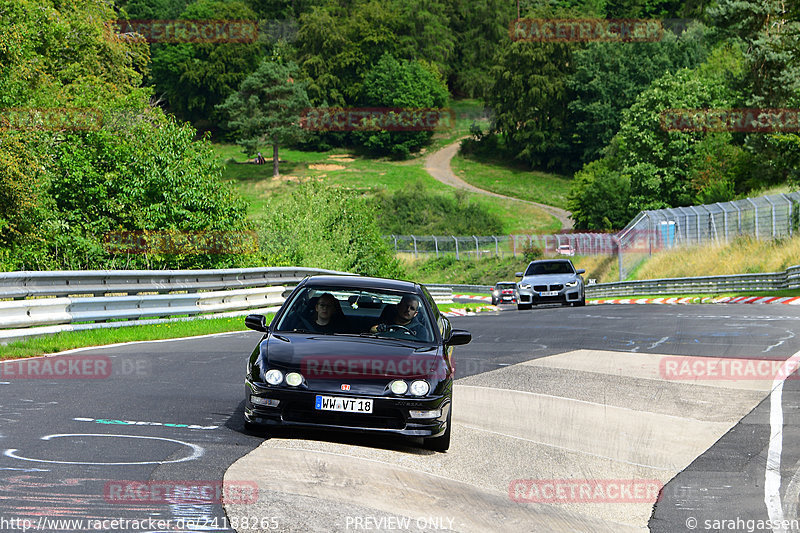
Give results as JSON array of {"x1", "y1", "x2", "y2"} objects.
[
  {"x1": 258, "y1": 182, "x2": 403, "y2": 278},
  {"x1": 374, "y1": 181, "x2": 503, "y2": 235}
]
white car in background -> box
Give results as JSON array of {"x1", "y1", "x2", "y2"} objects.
[{"x1": 557, "y1": 243, "x2": 575, "y2": 256}]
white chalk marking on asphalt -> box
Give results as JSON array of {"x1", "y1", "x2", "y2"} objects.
[
  {"x1": 4, "y1": 433, "x2": 204, "y2": 465},
  {"x1": 72, "y1": 416, "x2": 218, "y2": 430},
  {"x1": 649, "y1": 337, "x2": 670, "y2": 349},
  {"x1": 765, "y1": 350, "x2": 800, "y2": 532}
]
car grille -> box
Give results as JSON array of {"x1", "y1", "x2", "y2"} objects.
[
  {"x1": 534, "y1": 284, "x2": 564, "y2": 292},
  {"x1": 282, "y1": 403, "x2": 406, "y2": 430}
]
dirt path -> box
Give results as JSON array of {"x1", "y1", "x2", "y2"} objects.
[{"x1": 424, "y1": 137, "x2": 573, "y2": 230}]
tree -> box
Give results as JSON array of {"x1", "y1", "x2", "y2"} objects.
[
  {"x1": 147, "y1": 0, "x2": 264, "y2": 131},
  {"x1": 485, "y1": 39, "x2": 575, "y2": 171},
  {"x1": 218, "y1": 59, "x2": 310, "y2": 177},
  {"x1": 354, "y1": 53, "x2": 449, "y2": 158},
  {"x1": 566, "y1": 24, "x2": 709, "y2": 167}
]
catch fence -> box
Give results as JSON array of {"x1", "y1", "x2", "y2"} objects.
[{"x1": 387, "y1": 191, "x2": 800, "y2": 280}]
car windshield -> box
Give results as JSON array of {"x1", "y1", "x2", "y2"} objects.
[
  {"x1": 274, "y1": 286, "x2": 435, "y2": 342},
  {"x1": 497, "y1": 283, "x2": 515, "y2": 289},
  {"x1": 525, "y1": 261, "x2": 575, "y2": 276}
]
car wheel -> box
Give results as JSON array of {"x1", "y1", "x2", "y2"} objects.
[
  {"x1": 573, "y1": 297, "x2": 586, "y2": 307},
  {"x1": 423, "y1": 407, "x2": 451, "y2": 452},
  {"x1": 517, "y1": 303, "x2": 532, "y2": 310},
  {"x1": 491, "y1": 297, "x2": 497, "y2": 305}
]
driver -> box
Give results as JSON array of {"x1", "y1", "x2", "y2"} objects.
[{"x1": 369, "y1": 295, "x2": 430, "y2": 340}]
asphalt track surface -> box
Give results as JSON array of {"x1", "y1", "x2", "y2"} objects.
[{"x1": 1, "y1": 303, "x2": 800, "y2": 532}]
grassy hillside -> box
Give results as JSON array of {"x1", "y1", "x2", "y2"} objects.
[{"x1": 214, "y1": 99, "x2": 565, "y2": 235}]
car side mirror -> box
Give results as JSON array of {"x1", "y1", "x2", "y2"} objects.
[
  {"x1": 515, "y1": 271, "x2": 523, "y2": 277},
  {"x1": 446, "y1": 329, "x2": 472, "y2": 346},
  {"x1": 245, "y1": 314, "x2": 269, "y2": 332},
  {"x1": 576, "y1": 269, "x2": 586, "y2": 275}
]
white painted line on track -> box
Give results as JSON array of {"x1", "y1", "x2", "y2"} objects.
[
  {"x1": 4, "y1": 433, "x2": 204, "y2": 466},
  {"x1": 765, "y1": 350, "x2": 800, "y2": 532}
]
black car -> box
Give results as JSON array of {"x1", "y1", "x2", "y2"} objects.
[
  {"x1": 491, "y1": 281, "x2": 518, "y2": 305},
  {"x1": 243, "y1": 275, "x2": 471, "y2": 451}
]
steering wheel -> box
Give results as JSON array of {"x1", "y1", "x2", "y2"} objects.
[{"x1": 386, "y1": 324, "x2": 414, "y2": 336}]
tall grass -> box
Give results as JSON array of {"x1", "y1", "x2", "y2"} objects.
[{"x1": 635, "y1": 236, "x2": 800, "y2": 279}]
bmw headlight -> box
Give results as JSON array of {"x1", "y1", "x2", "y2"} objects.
[
  {"x1": 565, "y1": 281, "x2": 579, "y2": 287},
  {"x1": 409, "y1": 380, "x2": 430, "y2": 396},
  {"x1": 519, "y1": 283, "x2": 531, "y2": 290},
  {"x1": 264, "y1": 369, "x2": 284, "y2": 385}
]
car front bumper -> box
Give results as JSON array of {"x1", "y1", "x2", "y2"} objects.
[
  {"x1": 517, "y1": 287, "x2": 583, "y2": 305},
  {"x1": 244, "y1": 380, "x2": 450, "y2": 437}
]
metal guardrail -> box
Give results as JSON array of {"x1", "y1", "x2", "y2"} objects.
[
  {"x1": 430, "y1": 265, "x2": 800, "y2": 300},
  {"x1": 0, "y1": 268, "x2": 454, "y2": 344},
  {"x1": 586, "y1": 265, "x2": 800, "y2": 298},
  {"x1": 0, "y1": 267, "x2": 355, "y2": 299}
]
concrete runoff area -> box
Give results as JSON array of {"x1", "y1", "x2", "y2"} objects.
[{"x1": 224, "y1": 350, "x2": 772, "y2": 532}]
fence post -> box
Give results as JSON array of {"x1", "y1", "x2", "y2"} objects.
[
  {"x1": 615, "y1": 235, "x2": 623, "y2": 281},
  {"x1": 746, "y1": 198, "x2": 759, "y2": 240},
  {"x1": 391, "y1": 234, "x2": 397, "y2": 253},
  {"x1": 765, "y1": 195, "x2": 777, "y2": 238},
  {"x1": 473, "y1": 235, "x2": 479, "y2": 259},
  {"x1": 511, "y1": 235, "x2": 516, "y2": 257},
  {"x1": 433, "y1": 235, "x2": 439, "y2": 258},
  {"x1": 453, "y1": 236, "x2": 459, "y2": 260},
  {"x1": 493, "y1": 236, "x2": 499, "y2": 258},
  {"x1": 411, "y1": 235, "x2": 417, "y2": 258}
]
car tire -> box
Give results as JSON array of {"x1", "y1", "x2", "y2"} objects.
[
  {"x1": 517, "y1": 303, "x2": 532, "y2": 310},
  {"x1": 423, "y1": 407, "x2": 451, "y2": 452},
  {"x1": 573, "y1": 297, "x2": 586, "y2": 307},
  {"x1": 491, "y1": 297, "x2": 497, "y2": 305}
]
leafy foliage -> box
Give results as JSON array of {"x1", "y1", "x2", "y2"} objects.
[
  {"x1": 147, "y1": 0, "x2": 264, "y2": 131},
  {"x1": 217, "y1": 59, "x2": 310, "y2": 176},
  {"x1": 354, "y1": 53, "x2": 449, "y2": 159},
  {"x1": 566, "y1": 24, "x2": 710, "y2": 166},
  {"x1": 374, "y1": 181, "x2": 503, "y2": 235},
  {"x1": 258, "y1": 182, "x2": 403, "y2": 278}
]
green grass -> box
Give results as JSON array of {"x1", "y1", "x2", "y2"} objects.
[
  {"x1": 589, "y1": 290, "x2": 800, "y2": 300},
  {"x1": 212, "y1": 99, "x2": 565, "y2": 233},
  {"x1": 0, "y1": 315, "x2": 269, "y2": 360},
  {"x1": 450, "y1": 153, "x2": 573, "y2": 209}
]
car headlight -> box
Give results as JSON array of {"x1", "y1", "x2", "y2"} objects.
[
  {"x1": 264, "y1": 369, "x2": 284, "y2": 385},
  {"x1": 409, "y1": 380, "x2": 430, "y2": 396},
  {"x1": 565, "y1": 281, "x2": 579, "y2": 287},
  {"x1": 519, "y1": 283, "x2": 531, "y2": 290},
  {"x1": 285, "y1": 372, "x2": 303, "y2": 387},
  {"x1": 390, "y1": 380, "x2": 408, "y2": 395}
]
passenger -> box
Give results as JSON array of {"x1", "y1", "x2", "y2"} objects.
[{"x1": 304, "y1": 293, "x2": 347, "y2": 334}]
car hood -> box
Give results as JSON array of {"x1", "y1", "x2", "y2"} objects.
[
  {"x1": 260, "y1": 333, "x2": 445, "y2": 383},
  {"x1": 521, "y1": 273, "x2": 580, "y2": 284}
]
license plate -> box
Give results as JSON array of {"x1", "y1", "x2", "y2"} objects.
[
  {"x1": 539, "y1": 291, "x2": 559, "y2": 297},
  {"x1": 315, "y1": 395, "x2": 373, "y2": 413}
]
